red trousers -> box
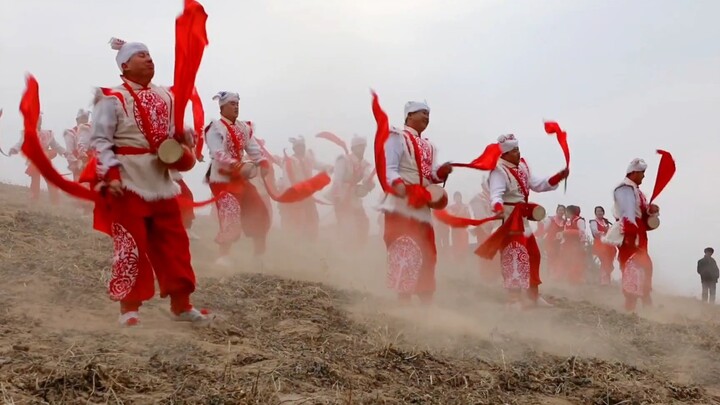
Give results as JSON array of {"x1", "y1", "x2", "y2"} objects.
[
  {"x1": 28, "y1": 172, "x2": 59, "y2": 204},
  {"x1": 619, "y1": 245, "x2": 653, "y2": 311},
  {"x1": 107, "y1": 191, "x2": 196, "y2": 314},
  {"x1": 562, "y1": 239, "x2": 586, "y2": 285},
  {"x1": 499, "y1": 233, "x2": 542, "y2": 301},
  {"x1": 210, "y1": 180, "x2": 270, "y2": 256},
  {"x1": 384, "y1": 212, "x2": 437, "y2": 300},
  {"x1": 177, "y1": 179, "x2": 195, "y2": 229},
  {"x1": 593, "y1": 239, "x2": 617, "y2": 285}
]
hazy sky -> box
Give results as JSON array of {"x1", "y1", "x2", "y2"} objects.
[{"x1": 1, "y1": 0, "x2": 719, "y2": 295}]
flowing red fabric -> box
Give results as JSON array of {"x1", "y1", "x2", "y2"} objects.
[
  {"x1": 650, "y1": 149, "x2": 676, "y2": 204},
  {"x1": 19, "y1": 75, "x2": 97, "y2": 203},
  {"x1": 262, "y1": 171, "x2": 331, "y2": 203},
  {"x1": 451, "y1": 143, "x2": 502, "y2": 171},
  {"x1": 406, "y1": 184, "x2": 432, "y2": 209},
  {"x1": 78, "y1": 153, "x2": 98, "y2": 184},
  {"x1": 190, "y1": 87, "x2": 205, "y2": 158},
  {"x1": 316, "y1": 131, "x2": 349, "y2": 155},
  {"x1": 433, "y1": 209, "x2": 500, "y2": 228},
  {"x1": 173, "y1": 0, "x2": 208, "y2": 140},
  {"x1": 256, "y1": 138, "x2": 282, "y2": 166},
  {"x1": 543, "y1": 121, "x2": 570, "y2": 167},
  {"x1": 475, "y1": 206, "x2": 525, "y2": 259},
  {"x1": 371, "y1": 91, "x2": 393, "y2": 193}
]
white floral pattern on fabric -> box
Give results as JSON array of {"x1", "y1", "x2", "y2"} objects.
[
  {"x1": 108, "y1": 223, "x2": 140, "y2": 301},
  {"x1": 387, "y1": 235, "x2": 423, "y2": 293},
  {"x1": 622, "y1": 254, "x2": 645, "y2": 297},
  {"x1": 133, "y1": 89, "x2": 170, "y2": 149},
  {"x1": 417, "y1": 137, "x2": 433, "y2": 181},
  {"x1": 216, "y1": 193, "x2": 242, "y2": 244},
  {"x1": 501, "y1": 240, "x2": 530, "y2": 290}
]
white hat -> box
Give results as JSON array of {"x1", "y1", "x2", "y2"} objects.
[
  {"x1": 626, "y1": 158, "x2": 647, "y2": 174},
  {"x1": 350, "y1": 135, "x2": 367, "y2": 147},
  {"x1": 404, "y1": 101, "x2": 430, "y2": 117},
  {"x1": 212, "y1": 91, "x2": 240, "y2": 107},
  {"x1": 110, "y1": 37, "x2": 149, "y2": 72},
  {"x1": 289, "y1": 136, "x2": 305, "y2": 146},
  {"x1": 497, "y1": 134, "x2": 519, "y2": 153},
  {"x1": 76, "y1": 109, "x2": 90, "y2": 120}
]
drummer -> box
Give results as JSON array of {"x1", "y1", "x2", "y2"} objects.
[
  {"x1": 205, "y1": 91, "x2": 271, "y2": 267},
  {"x1": 90, "y1": 37, "x2": 212, "y2": 327},
  {"x1": 484, "y1": 134, "x2": 569, "y2": 309},
  {"x1": 328, "y1": 135, "x2": 375, "y2": 247},
  {"x1": 378, "y1": 100, "x2": 453, "y2": 305},
  {"x1": 613, "y1": 158, "x2": 659, "y2": 312}
]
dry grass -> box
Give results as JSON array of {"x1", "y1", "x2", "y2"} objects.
[{"x1": 0, "y1": 183, "x2": 719, "y2": 405}]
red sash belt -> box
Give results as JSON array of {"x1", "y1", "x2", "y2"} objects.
[{"x1": 114, "y1": 146, "x2": 153, "y2": 155}]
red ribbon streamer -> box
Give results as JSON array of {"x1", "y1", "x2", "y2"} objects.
[
  {"x1": 173, "y1": 0, "x2": 209, "y2": 140},
  {"x1": 650, "y1": 149, "x2": 676, "y2": 204},
  {"x1": 371, "y1": 91, "x2": 394, "y2": 194},
  {"x1": 316, "y1": 131, "x2": 349, "y2": 155},
  {"x1": 450, "y1": 143, "x2": 502, "y2": 171},
  {"x1": 190, "y1": 87, "x2": 205, "y2": 158},
  {"x1": 19, "y1": 75, "x2": 97, "y2": 203},
  {"x1": 543, "y1": 121, "x2": 570, "y2": 168},
  {"x1": 262, "y1": 171, "x2": 331, "y2": 203},
  {"x1": 433, "y1": 209, "x2": 500, "y2": 228}
]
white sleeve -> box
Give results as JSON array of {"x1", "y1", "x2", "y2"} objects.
[
  {"x1": 329, "y1": 156, "x2": 348, "y2": 196},
  {"x1": 614, "y1": 186, "x2": 637, "y2": 224},
  {"x1": 63, "y1": 130, "x2": 77, "y2": 161},
  {"x1": 90, "y1": 97, "x2": 121, "y2": 175},
  {"x1": 206, "y1": 123, "x2": 236, "y2": 166},
  {"x1": 528, "y1": 165, "x2": 558, "y2": 193},
  {"x1": 384, "y1": 132, "x2": 404, "y2": 185},
  {"x1": 10, "y1": 132, "x2": 24, "y2": 152},
  {"x1": 430, "y1": 143, "x2": 444, "y2": 183},
  {"x1": 244, "y1": 136, "x2": 265, "y2": 163},
  {"x1": 577, "y1": 218, "x2": 586, "y2": 232},
  {"x1": 589, "y1": 220, "x2": 600, "y2": 237},
  {"x1": 48, "y1": 132, "x2": 66, "y2": 155},
  {"x1": 488, "y1": 168, "x2": 507, "y2": 208}
]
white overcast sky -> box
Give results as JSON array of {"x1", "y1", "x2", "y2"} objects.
[{"x1": 1, "y1": 0, "x2": 719, "y2": 295}]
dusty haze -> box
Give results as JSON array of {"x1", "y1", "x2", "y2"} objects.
[{"x1": 1, "y1": 0, "x2": 719, "y2": 297}]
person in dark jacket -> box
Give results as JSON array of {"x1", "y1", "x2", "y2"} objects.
[{"x1": 697, "y1": 247, "x2": 719, "y2": 303}]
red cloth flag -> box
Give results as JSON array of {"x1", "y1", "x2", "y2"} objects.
[
  {"x1": 173, "y1": 0, "x2": 208, "y2": 140},
  {"x1": 650, "y1": 149, "x2": 676, "y2": 204}
]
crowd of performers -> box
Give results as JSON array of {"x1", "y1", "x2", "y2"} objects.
[{"x1": 3, "y1": 1, "x2": 675, "y2": 327}]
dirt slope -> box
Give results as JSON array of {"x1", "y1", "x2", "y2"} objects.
[{"x1": 0, "y1": 183, "x2": 718, "y2": 405}]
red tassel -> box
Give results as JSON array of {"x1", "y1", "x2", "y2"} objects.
[
  {"x1": 263, "y1": 172, "x2": 331, "y2": 203},
  {"x1": 451, "y1": 143, "x2": 502, "y2": 171},
  {"x1": 173, "y1": 0, "x2": 209, "y2": 140},
  {"x1": 433, "y1": 209, "x2": 499, "y2": 228},
  {"x1": 650, "y1": 149, "x2": 676, "y2": 204},
  {"x1": 316, "y1": 131, "x2": 349, "y2": 155}
]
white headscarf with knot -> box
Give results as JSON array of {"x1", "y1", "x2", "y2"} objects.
[
  {"x1": 76, "y1": 109, "x2": 90, "y2": 121},
  {"x1": 109, "y1": 37, "x2": 149, "y2": 72},
  {"x1": 497, "y1": 134, "x2": 519, "y2": 153},
  {"x1": 404, "y1": 101, "x2": 430, "y2": 118},
  {"x1": 626, "y1": 158, "x2": 647, "y2": 174},
  {"x1": 212, "y1": 91, "x2": 240, "y2": 107},
  {"x1": 350, "y1": 135, "x2": 367, "y2": 147},
  {"x1": 289, "y1": 136, "x2": 305, "y2": 146}
]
